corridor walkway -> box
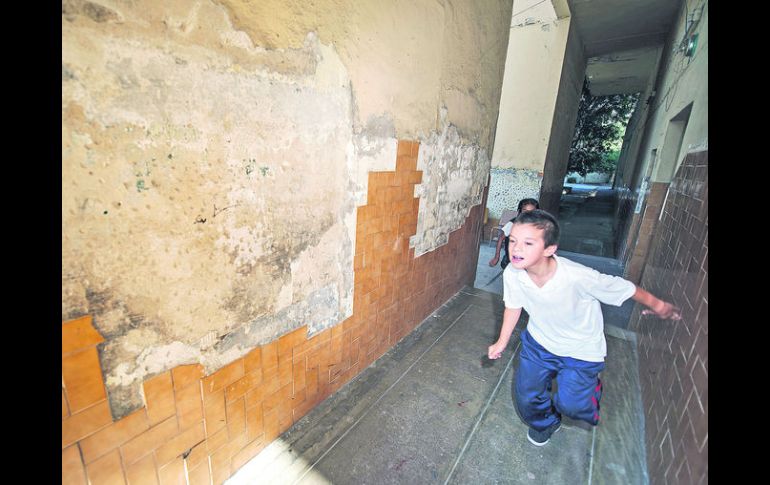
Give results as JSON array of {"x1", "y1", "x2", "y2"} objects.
[{"x1": 226, "y1": 278, "x2": 647, "y2": 484}]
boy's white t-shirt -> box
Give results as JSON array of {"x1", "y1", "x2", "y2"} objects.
[{"x1": 503, "y1": 254, "x2": 636, "y2": 362}]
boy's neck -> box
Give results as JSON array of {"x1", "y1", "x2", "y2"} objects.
[{"x1": 525, "y1": 255, "x2": 557, "y2": 286}]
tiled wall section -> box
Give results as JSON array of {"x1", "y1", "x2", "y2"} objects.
[
  {"x1": 628, "y1": 149, "x2": 707, "y2": 484},
  {"x1": 61, "y1": 140, "x2": 485, "y2": 484},
  {"x1": 623, "y1": 183, "x2": 670, "y2": 284},
  {"x1": 613, "y1": 186, "x2": 636, "y2": 262}
]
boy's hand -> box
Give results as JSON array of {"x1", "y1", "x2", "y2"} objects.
[
  {"x1": 642, "y1": 300, "x2": 682, "y2": 320},
  {"x1": 488, "y1": 341, "x2": 506, "y2": 359},
  {"x1": 488, "y1": 256, "x2": 499, "y2": 267}
]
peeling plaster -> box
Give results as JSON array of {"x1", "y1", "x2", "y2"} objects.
[
  {"x1": 412, "y1": 117, "x2": 490, "y2": 256},
  {"x1": 62, "y1": 0, "x2": 512, "y2": 419},
  {"x1": 63, "y1": 2, "x2": 359, "y2": 418}
]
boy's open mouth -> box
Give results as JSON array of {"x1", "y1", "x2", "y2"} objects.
[{"x1": 511, "y1": 255, "x2": 524, "y2": 262}]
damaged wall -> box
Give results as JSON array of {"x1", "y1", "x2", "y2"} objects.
[
  {"x1": 487, "y1": 0, "x2": 570, "y2": 217},
  {"x1": 62, "y1": 0, "x2": 513, "y2": 419},
  {"x1": 539, "y1": 16, "x2": 585, "y2": 213}
]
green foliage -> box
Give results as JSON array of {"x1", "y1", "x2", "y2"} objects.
[{"x1": 568, "y1": 80, "x2": 639, "y2": 176}]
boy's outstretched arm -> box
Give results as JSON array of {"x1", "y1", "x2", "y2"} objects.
[
  {"x1": 488, "y1": 231, "x2": 505, "y2": 266},
  {"x1": 632, "y1": 286, "x2": 682, "y2": 320},
  {"x1": 488, "y1": 307, "x2": 522, "y2": 359}
]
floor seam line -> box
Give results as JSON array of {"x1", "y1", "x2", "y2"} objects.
[
  {"x1": 292, "y1": 303, "x2": 474, "y2": 484},
  {"x1": 443, "y1": 340, "x2": 520, "y2": 485}
]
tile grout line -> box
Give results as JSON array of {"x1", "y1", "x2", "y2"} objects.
[
  {"x1": 292, "y1": 303, "x2": 475, "y2": 485},
  {"x1": 443, "y1": 340, "x2": 520, "y2": 485}
]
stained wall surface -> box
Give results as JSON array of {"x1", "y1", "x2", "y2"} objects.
[
  {"x1": 62, "y1": 0, "x2": 513, "y2": 417},
  {"x1": 62, "y1": 141, "x2": 488, "y2": 485},
  {"x1": 487, "y1": 1, "x2": 571, "y2": 217}
]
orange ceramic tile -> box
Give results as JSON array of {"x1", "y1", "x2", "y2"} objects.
[
  {"x1": 259, "y1": 365, "x2": 281, "y2": 397},
  {"x1": 202, "y1": 388, "x2": 227, "y2": 436},
  {"x1": 226, "y1": 398, "x2": 246, "y2": 439},
  {"x1": 157, "y1": 457, "x2": 185, "y2": 485},
  {"x1": 185, "y1": 460, "x2": 211, "y2": 485},
  {"x1": 225, "y1": 369, "x2": 262, "y2": 403},
  {"x1": 62, "y1": 444, "x2": 87, "y2": 485},
  {"x1": 143, "y1": 371, "x2": 176, "y2": 426},
  {"x1": 245, "y1": 405, "x2": 264, "y2": 441},
  {"x1": 293, "y1": 393, "x2": 323, "y2": 423},
  {"x1": 210, "y1": 433, "x2": 248, "y2": 482},
  {"x1": 278, "y1": 326, "x2": 308, "y2": 356},
  {"x1": 175, "y1": 383, "x2": 204, "y2": 431},
  {"x1": 202, "y1": 359, "x2": 244, "y2": 395},
  {"x1": 291, "y1": 388, "x2": 307, "y2": 412},
  {"x1": 261, "y1": 408, "x2": 281, "y2": 444},
  {"x1": 62, "y1": 400, "x2": 112, "y2": 448},
  {"x1": 62, "y1": 347, "x2": 108, "y2": 413},
  {"x1": 331, "y1": 322, "x2": 348, "y2": 340},
  {"x1": 396, "y1": 155, "x2": 418, "y2": 173},
  {"x1": 262, "y1": 383, "x2": 292, "y2": 415},
  {"x1": 277, "y1": 356, "x2": 293, "y2": 387},
  {"x1": 244, "y1": 384, "x2": 265, "y2": 410},
  {"x1": 86, "y1": 449, "x2": 126, "y2": 485},
  {"x1": 124, "y1": 453, "x2": 159, "y2": 485},
  {"x1": 305, "y1": 367, "x2": 319, "y2": 398},
  {"x1": 120, "y1": 416, "x2": 179, "y2": 466},
  {"x1": 183, "y1": 440, "x2": 209, "y2": 470},
  {"x1": 261, "y1": 341, "x2": 279, "y2": 370},
  {"x1": 79, "y1": 408, "x2": 150, "y2": 464},
  {"x1": 209, "y1": 447, "x2": 232, "y2": 485},
  {"x1": 268, "y1": 405, "x2": 293, "y2": 439},
  {"x1": 292, "y1": 358, "x2": 306, "y2": 394},
  {"x1": 392, "y1": 169, "x2": 404, "y2": 187},
  {"x1": 243, "y1": 347, "x2": 262, "y2": 373},
  {"x1": 154, "y1": 421, "x2": 205, "y2": 467},
  {"x1": 62, "y1": 388, "x2": 70, "y2": 419},
  {"x1": 357, "y1": 204, "x2": 372, "y2": 223},
  {"x1": 230, "y1": 436, "x2": 266, "y2": 474},
  {"x1": 62, "y1": 315, "x2": 104, "y2": 356},
  {"x1": 171, "y1": 364, "x2": 204, "y2": 391},
  {"x1": 329, "y1": 361, "x2": 346, "y2": 383},
  {"x1": 204, "y1": 427, "x2": 229, "y2": 456}
]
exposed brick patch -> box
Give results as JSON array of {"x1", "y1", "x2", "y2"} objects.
[
  {"x1": 629, "y1": 149, "x2": 707, "y2": 485},
  {"x1": 62, "y1": 139, "x2": 485, "y2": 484}
]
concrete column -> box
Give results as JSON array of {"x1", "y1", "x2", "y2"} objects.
[{"x1": 489, "y1": 0, "x2": 582, "y2": 216}]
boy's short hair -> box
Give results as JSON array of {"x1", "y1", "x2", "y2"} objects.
[
  {"x1": 513, "y1": 209, "x2": 560, "y2": 247},
  {"x1": 517, "y1": 198, "x2": 540, "y2": 212}
]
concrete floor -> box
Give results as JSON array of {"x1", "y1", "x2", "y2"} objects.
[
  {"x1": 227, "y1": 188, "x2": 648, "y2": 484},
  {"x1": 226, "y1": 286, "x2": 647, "y2": 485},
  {"x1": 557, "y1": 185, "x2": 617, "y2": 259}
]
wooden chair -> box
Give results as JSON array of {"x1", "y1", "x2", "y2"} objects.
[{"x1": 489, "y1": 209, "x2": 518, "y2": 247}]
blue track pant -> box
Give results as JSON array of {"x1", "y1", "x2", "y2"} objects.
[{"x1": 514, "y1": 330, "x2": 605, "y2": 431}]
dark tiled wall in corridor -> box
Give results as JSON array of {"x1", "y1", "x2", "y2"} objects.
[
  {"x1": 62, "y1": 140, "x2": 486, "y2": 484},
  {"x1": 623, "y1": 182, "x2": 670, "y2": 284},
  {"x1": 628, "y1": 149, "x2": 707, "y2": 484}
]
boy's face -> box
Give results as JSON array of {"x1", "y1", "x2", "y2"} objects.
[{"x1": 507, "y1": 222, "x2": 557, "y2": 269}]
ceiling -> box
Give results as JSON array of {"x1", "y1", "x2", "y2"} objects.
[{"x1": 566, "y1": 0, "x2": 683, "y2": 95}]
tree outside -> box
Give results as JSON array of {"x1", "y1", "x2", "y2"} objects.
[{"x1": 568, "y1": 79, "x2": 639, "y2": 178}]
